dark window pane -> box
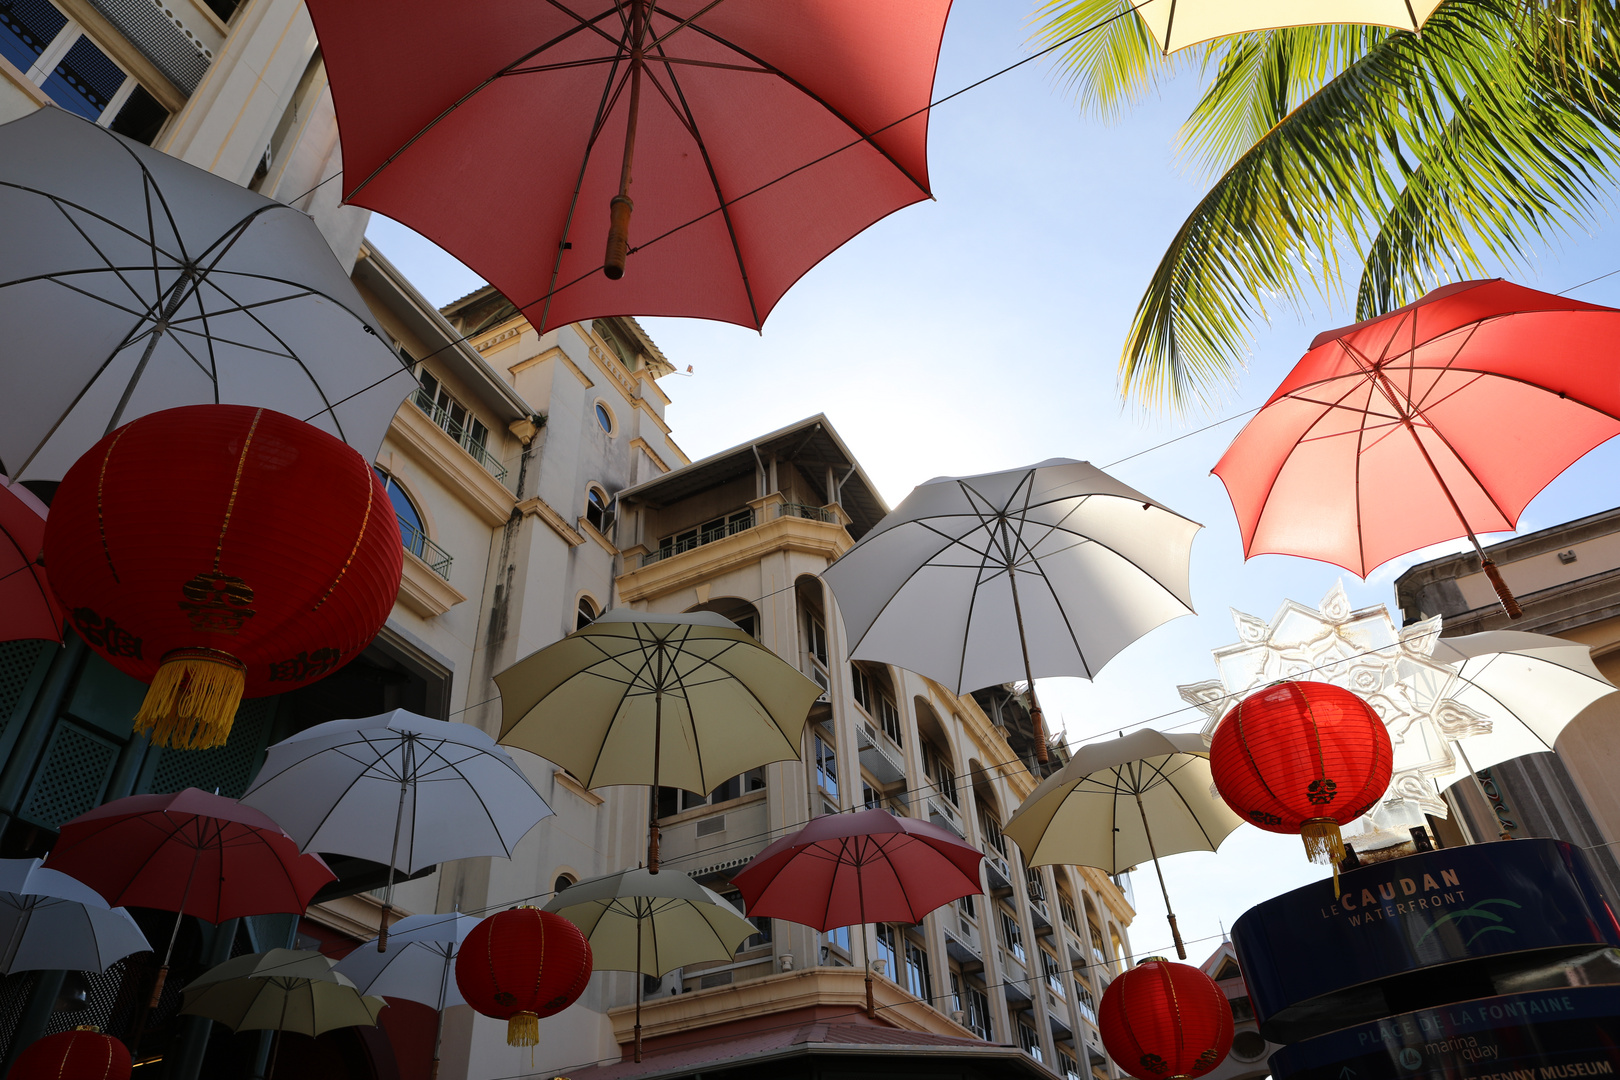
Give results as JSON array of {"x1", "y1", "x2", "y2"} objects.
[
  {"x1": 0, "y1": 0, "x2": 67, "y2": 76},
  {"x1": 203, "y1": 0, "x2": 242, "y2": 22},
  {"x1": 374, "y1": 469, "x2": 425, "y2": 558},
  {"x1": 43, "y1": 34, "x2": 125, "y2": 119},
  {"x1": 108, "y1": 84, "x2": 168, "y2": 145},
  {"x1": 595, "y1": 403, "x2": 612, "y2": 433}
]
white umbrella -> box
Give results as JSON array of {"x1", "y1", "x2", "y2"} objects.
[
  {"x1": 1410, "y1": 631, "x2": 1618, "y2": 788},
  {"x1": 821, "y1": 459, "x2": 1200, "y2": 761},
  {"x1": 545, "y1": 869, "x2": 756, "y2": 1062},
  {"x1": 1003, "y1": 730, "x2": 1242, "y2": 960},
  {"x1": 0, "y1": 107, "x2": 416, "y2": 481},
  {"x1": 240, "y1": 710, "x2": 552, "y2": 948},
  {"x1": 336, "y1": 911, "x2": 478, "y2": 1080},
  {"x1": 495, "y1": 610, "x2": 823, "y2": 871},
  {"x1": 0, "y1": 857, "x2": 150, "y2": 973}
]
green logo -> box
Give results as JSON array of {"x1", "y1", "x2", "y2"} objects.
[{"x1": 1416, "y1": 898, "x2": 1522, "y2": 947}]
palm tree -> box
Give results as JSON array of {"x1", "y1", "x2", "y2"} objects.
[{"x1": 1035, "y1": 0, "x2": 1620, "y2": 410}]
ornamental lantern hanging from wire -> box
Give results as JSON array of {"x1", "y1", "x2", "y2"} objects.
[
  {"x1": 1099, "y1": 958, "x2": 1233, "y2": 1080},
  {"x1": 455, "y1": 907, "x2": 593, "y2": 1046},
  {"x1": 1209, "y1": 680, "x2": 1392, "y2": 893},
  {"x1": 43, "y1": 405, "x2": 403, "y2": 749},
  {"x1": 12, "y1": 1026, "x2": 131, "y2": 1080}
]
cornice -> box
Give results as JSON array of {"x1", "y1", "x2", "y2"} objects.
[
  {"x1": 631, "y1": 395, "x2": 673, "y2": 436},
  {"x1": 396, "y1": 551, "x2": 467, "y2": 618},
  {"x1": 616, "y1": 517, "x2": 852, "y2": 604},
  {"x1": 630, "y1": 437, "x2": 669, "y2": 474},
  {"x1": 580, "y1": 517, "x2": 618, "y2": 556},
  {"x1": 518, "y1": 496, "x2": 586, "y2": 547},
  {"x1": 553, "y1": 768, "x2": 604, "y2": 806}
]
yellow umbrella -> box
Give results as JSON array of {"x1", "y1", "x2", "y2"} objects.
[
  {"x1": 495, "y1": 610, "x2": 822, "y2": 872},
  {"x1": 1139, "y1": 0, "x2": 1444, "y2": 53}
]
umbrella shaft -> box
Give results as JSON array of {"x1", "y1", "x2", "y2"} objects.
[
  {"x1": 1000, "y1": 520, "x2": 1048, "y2": 764},
  {"x1": 605, "y1": 0, "x2": 647, "y2": 280},
  {"x1": 648, "y1": 689, "x2": 662, "y2": 873},
  {"x1": 1133, "y1": 789, "x2": 1186, "y2": 960}
]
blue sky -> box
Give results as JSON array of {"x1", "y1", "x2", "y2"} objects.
[{"x1": 365, "y1": 0, "x2": 1620, "y2": 973}]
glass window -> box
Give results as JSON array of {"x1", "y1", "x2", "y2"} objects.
[
  {"x1": 1043, "y1": 951, "x2": 1065, "y2": 996},
  {"x1": 586, "y1": 488, "x2": 609, "y2": 531},
  {"x1": 965, "y1": 982, "x2": 992, "y2": 1039},
  {"x1": 1018, "y1": 1021, "x2": 1043, "y2": 1062},
  {"x1": 814, "y1": 734, "x2": 837, "y2": 799},
  {"x1": 852, "y1": 666, "x2": 871, "y2": 712},
  {"x1": 824, "y1": 924, "x2": 850, "y2": 958},
  {"x1": 375, "y1": 468, "x2": 426, "y2": 559},
  {"x1": 925, "y1": 742, "x2": 958, "y2": 806},
  {"x1": 595, "y1": 402, "x2": 613, "y2": 433},
  {"x1": 0, "y1": 0, "x2": 66, "y2": 76},
  {"x1": 956, "y1": 894, "x2": 975, "y2": 920},
  {"x1": 875, "y1": 924, "x2": 896, "y2": 976},
  {"x1": 862, "y1": 781, "x2": 881, "y2": 811},
  {"x1": 1076, "y1": 983, "x2": 1097, "y2": 1025},
  {"x1": 878, "y1": 693, "x2": 902, "y2": 745},
  {"x1": 1060, "y1": 1048, "x2": 1081, "y2": 1080},
  {"x1": 553, "y1": 873, "x2": 574, "y2": 895},
  {"x1": 979, "y1": 805, "x2": 1007, "y2": 856},
  {"x1": 999, "y1": 907, "x2": 1024, "y2": 962},
  {"x1": 903, "y1": 938, "x2": 932, "y2": 1002},
  {"x1": 109, "y1": 84, "x2": 169, "y2": 145},
  {"x1": 1026, "y1": 868, "x2": 1045, "y2": 902},
  {"x1": 1059, "y1": 894, "x2": 1079, "y2": 932},
  {"x1": 43, "y1": 32, "x2": 125, "y2": 120},
  {"x1": 576, "y1": 597, "x2": 597, "y2": 631}
]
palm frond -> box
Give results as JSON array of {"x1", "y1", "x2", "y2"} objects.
[{"x1": 1030, "y1": 0, "x2": 1186, "y2": 120}]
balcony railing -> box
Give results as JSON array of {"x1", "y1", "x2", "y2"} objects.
[
  {"x1": 398, "y1": 515, "x2": 453, "y2": 580},
  {"x1": 412, "y1": 389, "x2": 509, "y2": 485},
  {"x1": 641, "y1": 510, "x2": 756, "y2": 567},
  {"x1": 777, "y1": 502, "x2": 836, "y2": 523}
]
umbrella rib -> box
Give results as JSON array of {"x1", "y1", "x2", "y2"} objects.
[
  {"x1": 537, "y1": 5, "x2": 634, "y2": 333},
  {"x1": 646, "y1": 38, "x2": 762, "y2": 328},
  {"x1": 345, "y1": 6, "x2": 623, "y2": 201},
  {"x1": 41, "y1": 197, "x2": 155, "y2": 313},
  {"x1": 952, "y1": 479, "x2": 1018, "y2": 692},
  {"x1": 579, "y1": 626, "x2": 661, "y2": 787},
  {"x1": 0, "y1": 183, "x2": 188, "y2": 268}
]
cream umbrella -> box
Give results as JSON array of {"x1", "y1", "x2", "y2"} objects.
[
  {"x1": 1137, "y1": 0, "x2": 1444, "y2": 54},
  {"x1": 1003, "y1": 729, "x2": 1243, "y2": 960},
  {"x1": 1409, "y1": 630, "x2": 1618, "y2": 789},
  {"x1": 545, "y1": 868, "x2": 756, "y2": 1062},
  {"x1": 821, "y1": 459, "x2": 1199, "y2": 763},
  {"x1": 495, "y1": 610, "x2": 823, "y2": 871},
  {"x1": 181, "y1": 949, "x2": 385, "y2": 1078}
]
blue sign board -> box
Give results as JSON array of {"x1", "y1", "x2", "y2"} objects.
[
  {"x1": 1233, "y1": 840, "x2": 1620, "y2": 1042},
  {"x1": 1269, "y1": 984, "x2": 1620, "y2": 1079}
]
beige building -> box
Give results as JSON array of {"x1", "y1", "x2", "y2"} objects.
[{"x1": 1394, "y1": 507, "x2": 1620, "y2": 896}]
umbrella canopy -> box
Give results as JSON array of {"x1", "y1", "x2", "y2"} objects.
[
  {"x1": 1214, "y1": 279, "x2": 1620, "y2": 616},
  {"x1": 241, "y1": 710, "x2": 553, "y2": 947},
  {"x1": 43, "y1": 788, "x2": 334, "y2": 921},
  {"x1": 495, "y1": 610, "x2": 822, "y2": 870},
  {"x1": 0, "y1": 476, "x2": 60, "y2": 643},
  {"x1": 0, "y1": 857, "x2": 150, "y2": 973},
  {"x1": 821, "y1": 458, "x2": 1199, "y2": 759},
  {"x1": 732, "y1": 809, "x2": 983, "y2": 929},
  {"x1": 544, "y1": 868, "x2": 756, "y2": 977},
  {"x1": 335, "y1": 911, "x2": 479, "y2": 1010},
  {"x1": 1409, "y1": 631, "x2": 1618, "y2": 787},
  {"x1": 1003, "y1": 729, "x2": 1242, "y2": 959},
  {"x1": 732, "y1": 808, "x2": 982, "y2": 1018},
  {"x1": 181, "y1": 948, "x2": 385, "y2": 1080},
  {"x1": 1137, "y1": 0, "x2": 1442, "y2": 53},
  {"x1": 0, "y1": 107, "x2": 416, "y2": 482},
  {"x1": 304, "y1": 0, "x2": 951, "y2": 332},
  {"x1": 545, "y1": 867, "x2": 756, "y2": 1063}
]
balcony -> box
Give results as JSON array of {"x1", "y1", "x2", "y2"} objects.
[
  {"x1": 641, "y1": 510, "x2": 756, "y2": 567},
  {"x1": 1048, "y1": 1001, "x2": 1072, "y2": 1038},
  {"x1": 1030, "y1": 897, "x2": 1052, "y2": 931},
  {"x1": 944, "y1": 913, "x2": 981, "y2": 963},
  {"x1": 926, "y1": 793, "x2": 964, "y2": 837},
  {"x1": 855, "y1": 720, "x2": 906, "y2": 786},
  {"x1": 411, "y1": 388, "x2": 508, "y2": 485},
  {"x1": 778, "y1": 502, "x2": 836, "y2": 523},
  {"x1": 398, "y1": 515, "x2": 453, "y2": 581},
  {"x1": 983, "y1": 849, "x2": 1013, "y2": 891}
]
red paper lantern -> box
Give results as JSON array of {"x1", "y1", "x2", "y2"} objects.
[
  {"x1": 12, "y1": 1026, "x2": 131, "y2": 1080},
  {"x1": 1209, "y1": 680, "x2": 1393, "y2": 873},
  {"x1": 1099, "y1": 960, "x2": 1233, "y2": 1080},
  {"x1": 43, "y1": 405, "x2": 402, "y2": 749},
  {"x1": 455, "y1": 908, "x2": 593, "y2": 1046}
]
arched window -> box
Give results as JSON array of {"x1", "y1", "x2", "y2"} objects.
[
  {"x1": 553, "y1": 873, "x2": 575, "y2": 896},
  {"x1": 576, "y1": 596, "x2": 598, "y2": 631},
  {"x1": 375, "y1": 467, "x2": 426, "y2": 558},
  {"x1": 585, "y1": 487, "x2": 611, "y2": 532}
]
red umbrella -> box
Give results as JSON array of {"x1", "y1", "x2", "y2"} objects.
[
  {"x1": 43, "y1": 788, "x2": 334, "y2": 1027},
  {"x1": 0, "y1": 477, "x2": 61, "y2": 644},
  {"x1": 305, "y1": 0, "x2": 950, "y2": 332},
  {"x1": 731, "y1": 809, "x2": 982, "y2": 1017},
  {"x1": 1214, "y1": 279, "x2": 1620, "y2": 617}
]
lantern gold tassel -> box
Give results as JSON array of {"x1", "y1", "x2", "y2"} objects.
[
  {"x1": 507, "y1": 1012, "x2": 540, "y2": 1047},
  {"x1": 134, "y1": 649, "x2": 246, "y2": 749},
  {"x1": 1301, "y1": 817, "x2": 1346, "y2": 898}
]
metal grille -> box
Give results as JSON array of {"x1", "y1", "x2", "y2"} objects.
[
  {"x1": 0, "y1": 641, "x2": 46, "y2": 738},
  {"x1": 18, "y1": 723, "x2": 118, "y2": 828},
  {"x1": 84, "y1": 0, "x2": 210, "y2": 93},
  {"x1": 42, "y1": 958, "x2": 137, "y2": 1040},
  {"x1": 149, "y1": 698, "x2": 274, "y2": 798},
  {"x1": 0, "y1": 971, "x2": 38, "y2": 1060}
]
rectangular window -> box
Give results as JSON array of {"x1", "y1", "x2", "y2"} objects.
[
  {"x1": 1018, "y1": 1021, "x2": 1043, "y2": 1062},
  {"x1": 999, "y1": 908, "x2": 1024, "y2": 962},
  {"x1": 1026, "y1": 868, "x2": 1045, "y2": 902},
  {"x1": 1077, "y1": 983, "x2": 1097, "y2": 1025},
  {"x1": 824, "y1": 924, "x2": 850, "y2": 957},
  {"x1": 852, "y1": 666, "x2": 871, "y2": 712},
  {"x1": 0, "y1": 3, "x2": 169, "y2": 141},
  {"x1": 956, "y1": 894, "x2": 976, "y2": 920},
  {"x1": 1059, "y1": 1048, "x2": 1081, "y2": 1080},
  {"x1": 1060, "y1": 894, "x2": 1079, "y2": 932},
  {"x1": 903, "y1": 938, "x2": 932, "y2": 1002},
  {"x1": 805, "y1": 612, "x2": 828, "y2": 667},
  {"x1": 979, "y1": 806, "x2": 1008, "y2": 856},
  {"x1": 878, "y1": 694, "x2": 902, "y2": 745},
  {"x1": 1043, "y1": 951, "x2": 1064, "y2": 996},
  {"x1": 862, "y1": 780, "x2": 881, "y2": 811},
  {"x1": 953, "y1": 974, "x2": 992, "y2": 1040},
  {"x1": 875, "y1": 923, "x2": 897, "y2": 977},
  {"x1": 925, "y1": 742, "x2": 958, "y2": 806},
  {"x1": 737, "y1": 914, "x2": 771, "y2": 952},
  {"x1": 1089, "y1": 922, "x2": 1107, "y2": 967},
  {"x1": 814, "y1": 734, "x2": 837, "y2": 799}
]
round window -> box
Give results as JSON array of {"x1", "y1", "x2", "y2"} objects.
[{"x1": 595, "y1": 403, "x2": 613, "y2": 433}]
